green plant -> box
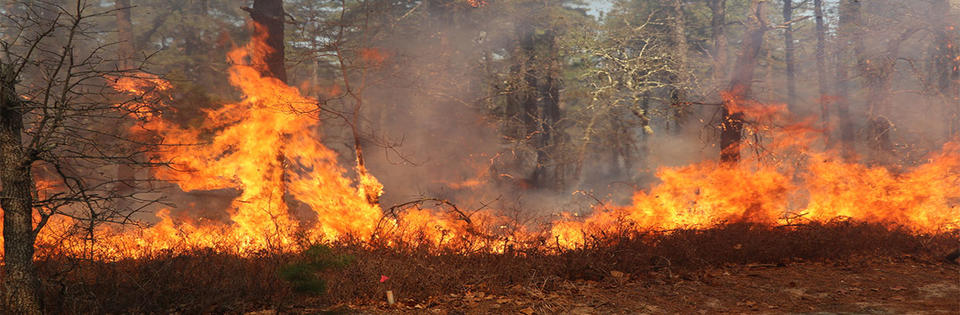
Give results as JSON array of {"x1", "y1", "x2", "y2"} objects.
[{"x1": 279, "y1": 244, "x2": 354, "y2": 295}]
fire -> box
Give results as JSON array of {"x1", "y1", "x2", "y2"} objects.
[
  {"x1": 466, "y1": 0, "x2": 488, "y2": 8},
  {"x1": 549, "y1": 96, "x2": 960, "y2": 249},
  {"x1": 135, "y1": 24, "x2": 386, "y2": 250},
  {"x1": 2, "y1": 22, "x2": 958, "y2": 259}
]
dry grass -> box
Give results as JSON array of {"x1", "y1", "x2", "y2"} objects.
[{"x1": 24, "y1": 220, "x2": 959, "y2": 314}]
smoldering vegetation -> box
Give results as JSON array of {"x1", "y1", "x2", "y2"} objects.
[
  {"x1": 1, "y1": 0, "x2": 959, "y2": 313},
  {"x1": 33, "y1": 221, "x2": 957, "y2": 313}
]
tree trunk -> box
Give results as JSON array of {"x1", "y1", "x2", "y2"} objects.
[
  {"x1": 834, "y1": 0, "x2": 860, "y2": 159},
  {"x1": 510, "y1": 14, "x2": 562, "y2": 189},
  {"x1": 114, "y1": 0, "x2": 137, "y2": 214},
  {"x1": 248, "y1": 0, "x2": 287, "y2": 83},
  {"x1": 814, "y1": 0, "x2": 830, "y2": 145},
  {"x1": 709, "y1": 0, "x2": 728, "y2": 85},
  {"x1": 1, "y1": 65, "x2": 42, "y2": 315},
  {"x1": 783, "y1": 0, "x2": 796, "y2": 112},
  {"x1": 115, "y1": 0, "x2": 135, "y2": 69},
  {"x1": 721, "y1": 0, "x2": 766, "y2": 163},
  {"x1": 670, "y1": 0, "x2": 688, "y2": 133}
]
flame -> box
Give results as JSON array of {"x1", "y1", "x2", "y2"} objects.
[
  {"x1": 466, "y1": 0, "x2": 488, "y2": 8},
  {"x1": 549, "y1": 96, "x2": 960, "y2": 249},
  {"x1": 136, "y1": 24, "x2": 385, "y2": 249},
  {"x1": 3, "y1": 23, "x2": 958, "y2": 259}
]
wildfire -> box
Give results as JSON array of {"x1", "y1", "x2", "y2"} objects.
[
  {"x1": 550, "y1": 96, "x2": 960, "y2": 248},
  {"x1": 2, "y1": 23, "x2": 958, "y2": 260}
]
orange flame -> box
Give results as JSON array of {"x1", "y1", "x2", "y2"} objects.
[
  {"x1": 3, "y1": 23, "x2": 958, "y2": 259},
  {"x1": 550, "y1": 97, "x2": 959, "y2": 248}
]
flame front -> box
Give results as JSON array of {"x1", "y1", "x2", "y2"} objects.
[
  {"x1": 2, "y1": 23, "x2": 958, "y2": 259},
  {"x1": 550, "y1": 96, "x2": 960, "y2": 248}
]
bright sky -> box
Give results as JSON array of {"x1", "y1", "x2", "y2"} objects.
[{"x1": 585, "y1": 0, "x2": 614, "y2": 17}]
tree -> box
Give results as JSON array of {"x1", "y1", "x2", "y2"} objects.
[
  {"x1": 782, "y1": 0, "x2": 796, "y2": 111},
  {"x1": 669, "y1": 0, "x2": 690, "y2": 132},
  {"x1": 814, "y1": 0, "x2": 830, "y2": 143},
  {"x1": 244, "y1": 0, "x2": 287, "y2": 83},
  {"x1": 115, "y1": 0, "x2": 134, "y2": 69},
  {"x1": 928, "y1": 0, "x2": 959, "y2": 137},
  {"x1": 502, "y1": 1, "x2": 566, "y2": 189},
  {"x1": 834, "y1": 0, "x2": 860, "y2": 158},
  {"x1": 709, "y1": 0, "x2": 728, "y2": 85},
  {"x1": 1, "y1": 1, "x2": 163, "y2": 312},
  {"x1": 720, "y1": 0, "x2": 767, "y2": 163}
]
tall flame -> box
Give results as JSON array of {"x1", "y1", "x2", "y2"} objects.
[{"x1": 136, "y1": 24, "x2": 384, "y2": 250}]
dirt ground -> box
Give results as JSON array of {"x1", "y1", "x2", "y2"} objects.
[{"x1": 310, "y1": 256, "x2": 959, "y2": 314}]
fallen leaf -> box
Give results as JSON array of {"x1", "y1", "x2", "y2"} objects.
[{"x1": 519, "y1": 307, "x2": 535, "y2": 315}]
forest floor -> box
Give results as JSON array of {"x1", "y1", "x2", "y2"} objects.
[{"x1": 291, "y1": 256, "x2": 959, "y2": 314}]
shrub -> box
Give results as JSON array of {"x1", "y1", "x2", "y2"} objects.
[{"x1": 279, "y1": 244, "x2": 354, "y2": 295}]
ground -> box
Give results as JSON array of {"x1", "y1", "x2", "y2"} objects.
[{"x1": 289, "y1": 256, "x2": 959, "y2": 314}]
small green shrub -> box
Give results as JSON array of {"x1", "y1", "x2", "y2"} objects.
[{"x1": 279, "y1": 244, "x2": 354, "y2": 295}]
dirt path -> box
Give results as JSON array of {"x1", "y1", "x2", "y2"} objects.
[{"x1": 338, "y1": 257, "x2": 959, "y2": 314}]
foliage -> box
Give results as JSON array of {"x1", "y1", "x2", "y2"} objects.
[{"x1": 278, "y1": 244, "x2": 355, "y2": 295}]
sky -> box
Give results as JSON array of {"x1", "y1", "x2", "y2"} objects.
[{"x1": 584, "y1": 0, "x2": 614, "y2": 17}]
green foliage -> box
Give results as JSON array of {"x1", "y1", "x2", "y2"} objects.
[{"x1": 279, "y1": 244, "x2": 354, "y2": 295}]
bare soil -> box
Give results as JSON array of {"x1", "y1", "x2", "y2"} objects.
[{"x1": 307, "y1": 256, "x2": 959, "y2": 314}]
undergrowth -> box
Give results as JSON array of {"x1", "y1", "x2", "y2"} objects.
[{"x1": 19, "y1": 220, "x2": 959, "y2": 313}]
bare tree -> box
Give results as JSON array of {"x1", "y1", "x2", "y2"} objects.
[{"x1": 1, "y1": 1, "x2": 164, "y2": 312}]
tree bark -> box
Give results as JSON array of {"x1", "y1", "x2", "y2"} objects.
[
  {"x1": 1, "y1": 64, "x2": 42, "y2": 315},
  {"x1": 783, "y1": 0, "x2": 796, "y2": 112},
  {"x1": 814, "y1": 0, "x2": 830, "y2": 145},
  {"x1": 248, "y1": 0, "x2": 287, "y2": 83},
  {"x1": 720, "y1": 0, "x2": 766, "y2": 163}
]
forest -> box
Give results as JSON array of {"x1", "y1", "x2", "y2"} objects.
[{"x1": 0, "y1": 0, "x2": 958, "y2": 313}]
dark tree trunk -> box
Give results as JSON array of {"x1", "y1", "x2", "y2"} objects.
[
  {"x1": 1, "y1": 65, "x2": 42, "y2": 315},
  {"x1": 115, "y1": 0, "x2": 135, "y2": 69},
  {"x1": 721, "y1": 0, "x2": 766, "y2": 163},
  {"x1": 814, "y1": 0, "x2": 830, "y2": 144},
  {"x1": 783, "y1": 0, "x2": 796, "y2": 112},
  {"x1": 834, "y1": 0, "x2": 860, "y2": 159},
  {"x1": 509, "y1": 15, "x2": 562, "y2": 189},
  {"x1": 247, "y1": 0, "x2": 287, "y2": 83}
]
